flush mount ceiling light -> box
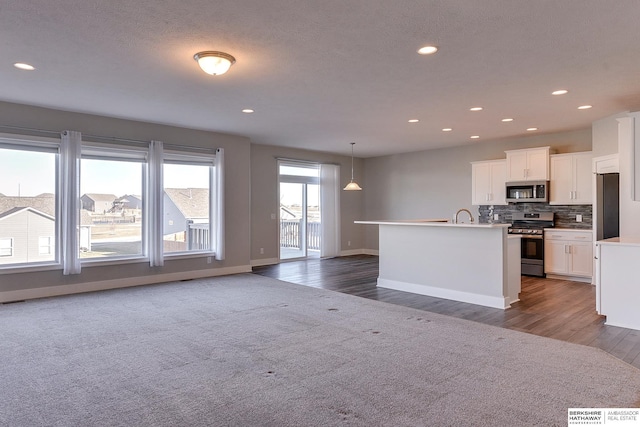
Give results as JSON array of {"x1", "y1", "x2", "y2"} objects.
[
  {"x1": 408, "y1": 119, "x2": 419, "y2": 123},
  {"x1": 470, "y1": 135, "x2": 480, "y2": 139},
  {"x1": 501, "y1": 118, "x2": 514, "y2": 122},
  {"x1": 578, "y1": 105, "x2": 593, "y2": 110},
  {"x1": 417, "y1": 45, "x2": 438, "y2": 55},
  {"x1": 469, "y1": 107, "x2": 483, "y2": 111},
  {"x1": 14, "y1": 62, "x2": 35, "y2": 71},
  {"x1": 552, "y1": 89, "x2": 568, "y2": 95},
  {"x1": 527, "y1": 127, "x2": 538, "y2": 131},
  {"x1": 242, "y1": 109, "x2": 254, "y2": 113},
  {"x1": 343, "y1": 142, "x2": 362, "y2": 191},
  {"x1": 193, "y1": 51, "x2": 236, "y2": 75},
  {"x1": 442, "y1": 128, "x2": 453, "y2": 132}
]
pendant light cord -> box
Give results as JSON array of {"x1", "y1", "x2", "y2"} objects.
[{"x1": 350, "y1": 142, "x2": 355, "y2": 180}]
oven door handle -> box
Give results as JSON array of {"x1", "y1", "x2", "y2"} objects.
[{"x1": 519, "y1": 235, "x2": 543, "y2": 239}]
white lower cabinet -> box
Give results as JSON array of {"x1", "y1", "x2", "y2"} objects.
[{"x1": 544, "y1": 229, "x2": 593, "y2": 280}]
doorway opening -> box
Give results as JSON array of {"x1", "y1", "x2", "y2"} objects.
[{"x1": 278, "y1": 162, "x2": 320, "y2": 260}]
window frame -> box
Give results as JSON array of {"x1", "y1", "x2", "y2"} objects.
[
  {"x1": 79, "y1": 142, "x2": 148, "y2": 264},
  {"x1": 0, "y1": 237, "x2": 14, "y2": 257},
  {"x1": 0, "y1": 133, "x2": 222, "y2": 274},
  {"x1": 0, "y1": 134, "x2": 60, "y2": 269},
  {"x1": 162, "y1": 151, "x2": 217, "y2": 258}
]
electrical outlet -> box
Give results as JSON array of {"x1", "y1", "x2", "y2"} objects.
[
  {"x1": 207, "y1": 256, "x2": 212, "y2": 264},
  {"x1": 576, "y1": 214, "x2": 583, "y2": 222},
  {"x1": 270, "y1": 213, "x2": 276, "y2": 220},
  {"x1": 493, "y1": 214, "x2": 499, "y2": 221},
  {"x1": 260, "y1": 248, "x2": 264, "y2": 254},
  {"x1": 348, "y1": 240, "x2": 351, "y2": 247}
]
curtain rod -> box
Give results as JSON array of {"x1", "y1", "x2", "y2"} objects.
[
  {"x1": 0, "y1": 124, "x2": 216, "y2": 153},
  {"x1": 275, "y1": 156, "x2": 340, "y2": 166}
]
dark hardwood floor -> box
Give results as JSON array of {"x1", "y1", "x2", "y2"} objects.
[{"x1": 253, "y1": 255, "x2": 640, "y2": 369}]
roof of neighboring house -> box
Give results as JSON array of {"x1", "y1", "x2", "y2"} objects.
[
  {"x1": 81, "y1": 193, "x2": 117, "y2": 203},
  {"x1": 164, "y1": 188, "x2": 209, "y2": 219},
  {"x1": 0, "y1": 194, "x2": 55, "y2": 217},
  {"x1": 0, "y1": 206, "x2": 55, "y2": 221}
]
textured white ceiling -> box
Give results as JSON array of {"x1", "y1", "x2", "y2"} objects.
[{"x1": 2, "y1": 1, "x2": 640, "y2": 157}]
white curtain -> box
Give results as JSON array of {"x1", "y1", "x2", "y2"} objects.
[
  {"x1": 148, "y1": 140, "x2": 164, "y2": 267},
  {"x1": 320, "y1": 164, "x2": 341, "y2": 258},
  {"x1": 213, "y1": 148, "x2": 225, "y2": 260},
  {"x1": 61, "y1": 130, "x2": 82, "y2": 275}
]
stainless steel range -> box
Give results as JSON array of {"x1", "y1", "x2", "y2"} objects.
[{"x1": 508, "y1": 212, "x2": 555, "y2": 277}]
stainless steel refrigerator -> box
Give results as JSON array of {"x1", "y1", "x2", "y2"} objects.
[{"x1": 596, "y1": 173, "x2": 619, "y2": 240}]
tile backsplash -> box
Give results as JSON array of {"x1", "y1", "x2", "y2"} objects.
[{"x1": 477, "y1": 203, "x2": 592, "y2": 229}]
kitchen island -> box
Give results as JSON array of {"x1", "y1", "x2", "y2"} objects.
[{"x1": 356, "y1": 220, "x2": 521, "y2": 309}]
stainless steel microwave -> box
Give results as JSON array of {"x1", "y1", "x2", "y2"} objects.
[{"x1": 505, "y1": 181, "x2": 549, "y2": 203}]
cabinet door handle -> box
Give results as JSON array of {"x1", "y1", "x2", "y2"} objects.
[{"x1": 564, "y1": 245, "x2": 569, "y2": 254}]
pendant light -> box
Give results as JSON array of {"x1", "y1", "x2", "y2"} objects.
[{"x1": 343, "y1": 142, "x2": 363, "y2": 191}]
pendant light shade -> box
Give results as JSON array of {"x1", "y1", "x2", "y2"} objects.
[
  {"x1": 194, "y1": 51, "x2": 236, "y2": 75},
  {"x1": 344, "y1": 142, "x2": 362, "y2": 191}
]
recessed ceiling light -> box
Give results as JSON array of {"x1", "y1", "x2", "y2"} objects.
[
  {"x1": 417, "y1": 46, "x2": 438, "y2": 55},
  {"x1": 470, "y1": 135, "x2": 480, "y2": 139},
  {"x1": 552, "y1": 89, "x2": 568, "y2": 95},
  {"x1": 14, "y1": 62, "x2": 35, "y2": 71},
  {"x1": 501, "y1": 118, "x2": 514, "y2": 122},
  {"x1": 442, "y1": 128, "x2": 452, "y2": 132},
  {"x1": 408, "y1": 119, "x2": 419, "y2": 123},
  {"x1": 578, "y1": 105, "x2": 592, "y2": 110},
  {"x1": 469, "y1": 107, "x2": 483, "y2": 111},
  {"x1": 527, "y1": 127, "x2": 538, "y2": 131},
  {"x1": 242, "y1": 109, "x2": 254, "y2": 113}
]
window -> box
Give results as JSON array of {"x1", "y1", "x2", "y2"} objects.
[
  {"x1": 0, "y1": 133, "x2": 223, "y2": 272},
  {"x1": 163, "y1": 161, "x2": 213, "y2": 254},
  {"x1": 80, "y1": 147, "x2": 145, "y2": 260},
  {"x1": 38, "y1": 237, "x2": 54, "y2": 255},
  {"x1": 0, "y1": 141, "x2": 58, "y2": 266},
  {"x1": 0, "y1": 238, "x2": 13, "y2": 257}
]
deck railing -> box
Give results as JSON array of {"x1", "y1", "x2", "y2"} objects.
[{"x1": 280, "y1": 219, "x2": 320, "y2": 250}]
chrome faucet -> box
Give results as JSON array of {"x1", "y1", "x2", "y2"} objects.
[{"x1": 454, "y1": 208, "x2": 474, "y2": 224}]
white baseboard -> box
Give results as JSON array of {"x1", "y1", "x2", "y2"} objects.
[
  {"x1": 340, "y1": 248, "x2": 379, "y2": 256},
  {"x1": 250, "y1": 258, "x2": 279, "y2": 267},
  {"x1": 545, "y1": 273, "x2": 593, "y2": 284},
  {"x1": 0, "y1": 265, "x2": 252, "y2": 303},
  {"x1": 377, "y1": 278, "x2": 509, "y2": 309}
]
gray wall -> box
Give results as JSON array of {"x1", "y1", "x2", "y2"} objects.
[
  {"x1": 0, "y1": 101, "x2": 251, "y2": 294},
  {"x1": 592, "y1": 112, "x2": 626, "y2": 157},
  {"x1": 362, "y1": 129, "x2": 592, "y2": 249},
  {"x1": 250, "y1": 144, "x2": 364, "y2": 262}
]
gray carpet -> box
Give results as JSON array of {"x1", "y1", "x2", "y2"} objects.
[{"x1": 1, "y1": 273, "x2": 638, "y2": 426}]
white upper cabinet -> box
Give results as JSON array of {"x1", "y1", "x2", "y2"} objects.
[
  {"x1": 471, "y1": 160, "x2": 507, "y2": 205},
  {"x1": 549, "y1": 152, "x2": 592, "y2": 205},
  {"x1": 505, "y1": 147, "x2": 550, "y2": 181}
]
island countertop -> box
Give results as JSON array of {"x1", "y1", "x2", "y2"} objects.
[{"x1": 355, "y1": 219, "x2": 510, "y2": 229}]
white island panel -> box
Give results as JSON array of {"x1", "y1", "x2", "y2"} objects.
[{"x1": 597, "y1": 238, "x2": 640, "y2": 330}]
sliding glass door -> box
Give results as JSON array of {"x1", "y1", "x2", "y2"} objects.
[{"x1": 279, "y1": 162, "x2": 320, "y2": 260}]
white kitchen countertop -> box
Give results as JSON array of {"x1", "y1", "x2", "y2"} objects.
[
  {"x1": 544, "y1": 228, "x2": 593, "y2": 232},
  {"x1": 597, "y1": 237, "x2": 640, "y2": 247},
  {"x1": 355, "y1": 220, "x2": 510, "y2": 229}
]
